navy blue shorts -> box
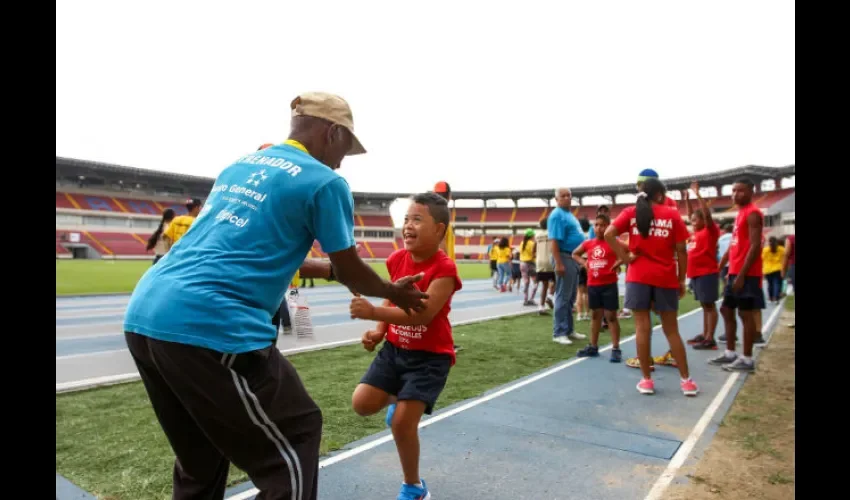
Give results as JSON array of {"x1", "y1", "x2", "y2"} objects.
[
  {"x1": 624, "y1": 283, "x2": 679, "y2": 312},
  {"x1": 691, "y1": 273, "x2": 719, "y2": 304},
  {"x1": 721, "y1": 275, "x2": 766, "y2": 311},
  {"x1": 720, "y1": 266, "x2": 729, "y2": 280},
  {"x1": 360, "y1": 341, "x2": 452, "y2": 415},
  {"x1": 588, "y1": 283, "x2": 619, "y2": 311}
]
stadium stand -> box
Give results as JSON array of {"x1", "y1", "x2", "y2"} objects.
[{"x1": 56, "y1": 157, "x2": 794, "y2": 261}]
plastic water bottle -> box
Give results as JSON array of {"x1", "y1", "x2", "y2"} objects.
[{"x1": 288, "y1": 289, "x2": 314, "y2": 341}]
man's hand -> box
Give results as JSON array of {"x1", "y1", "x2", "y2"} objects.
[
  {"x1": 361, "y1": 329, "x2": 384, "y2": 352},
  {"x1": 386, "y1": 272, "x2": 429, "y2": 315},
  {"x1": 350, "y1": 295, "x2": 376, "y2": 319},
  {"x1": 732, "y1": 274, "x2": 745, "y2": 292},
  {"x1": 555, "y1": 261, "x2": 566, "y2": 276}
]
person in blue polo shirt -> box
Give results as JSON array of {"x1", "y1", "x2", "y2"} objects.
[
  {"x1": 123, "y1": 92, "x2": 428, "y2": 500},
  {"x1": 548, "y1": 187, "x2": 588, "y2": 344}
]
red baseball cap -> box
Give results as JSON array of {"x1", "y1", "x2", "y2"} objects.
[{"x1": 434, "y1": 181, "x2": 451, "y2": 194}]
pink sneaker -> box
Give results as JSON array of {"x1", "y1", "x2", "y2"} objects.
[
  {"x1": 636, "y1": 378, "x2": 655, "y2": 395},
  {"x1": 680, "y1": 378, "x2": 699, "y2": 397}
]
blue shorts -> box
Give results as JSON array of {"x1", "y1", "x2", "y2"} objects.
[
  {"x1": 691, "y1": 273, "x2": 719, "y2": 304},
  {"x1": 588, "y1": 283, "x2": 619, "y2": 311},
  {"x1": 721, "y1": 275, "x2": 766, "y2": 311},
  {"x1": 360, "y1": 341, "x2": 451, "y2": 414},
  {"x1": 624, "y1": 283, "x2": 679, "y2": 312}
]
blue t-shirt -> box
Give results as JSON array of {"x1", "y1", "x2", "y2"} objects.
[
  {"x1": 123, "y1": 144, "x2": 356, "y2": 354},
  {"x1": 547, "y1": 207, "x2": 586, "y2": 253}
]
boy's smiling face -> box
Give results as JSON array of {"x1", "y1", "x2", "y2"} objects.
[{"x1": 403, "y1": 202, "x2": 445, "y2": 253}]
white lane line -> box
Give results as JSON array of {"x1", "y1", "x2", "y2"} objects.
[
  {"x1": 56, "y1": 309, "x2": 540, "y2": 392},
  {"x1": 642, "y1": 299, "x2": 786, "y2": 500}
]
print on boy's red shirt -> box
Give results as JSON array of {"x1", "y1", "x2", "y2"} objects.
[
  {"x1": 687, "y1": 218, "x2": 719, "y2": 278},
  {"x1": 384, "y1": 249, "x2": 462, "y2": 364},
  {"x1": 611, "y1": 205, "x2": 689, "y2": 289},
  {"x1": 580, "y1": 239, "x2": 619, "y2": 286},
  {"x1": 728, "y1": 203, "x2": 763, "y2": 278}
]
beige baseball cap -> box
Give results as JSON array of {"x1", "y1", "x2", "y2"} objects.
[{"x1": 290, "y1": 92, "x2": 366, "y2": 155}]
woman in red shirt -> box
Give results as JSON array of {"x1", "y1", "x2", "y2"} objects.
[
  {"x1": 605, "y1": 178, "x2": 699, "y2": 396},
  {"x1": 684, "y1": 182, "x2": 720, "y2": 350}
]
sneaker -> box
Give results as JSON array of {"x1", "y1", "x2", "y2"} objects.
[
  {"x1": 723, "y1": 357, "x2": 755, "y2": 373},
  {"x1": 687, "y1": 334, "x2": 705, "y2": 345},
  {"x1": 577, "y1": 345, "x2": 599, "y2": 357},
  {"x1": 708, "y1": 352, "x2": 738, "y2": 366},
  {"x1": 636, "y1": 378, "x2": 655, "y2": 395},
  {"x1": 523, "y1": 300, "x2": 536, "y2": 306},
  {"x1": 568, "y1": 332, "x2": 587, "y2": 340},
  {"x1": 397, "y1": 479, "x2": 430, "y2": 500},
  {"x1": 453, "y1": 345, "x2": 463, "y2": 353},
  {"x1": 546, "y1": 297, "x2": 554, "y2": 309},
  {"x1": 385, "y1": 403, "x2": 396, "y2": 427},
  {"x1": 692, "y1": 338, "x2": 718, "y2": 350},
  {"x1": 680, "y1": 379, "x2": 699, "y2": 397},
  {"x1": 610, "y1": 348, "x2": 622, "y2": 363},
  {"x1": 553, "y1": 336, "x2": 573, "y2": 345},
  {"x1": 717, "y1": 334, "x2": 727, "y2": 342},
  {"x1": 753, "y1": 333, "x2": 766, "y2": 344}
]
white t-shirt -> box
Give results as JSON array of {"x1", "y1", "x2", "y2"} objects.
[{"x1": 535, "y1": 230, "x2": 553, "y2": 272}]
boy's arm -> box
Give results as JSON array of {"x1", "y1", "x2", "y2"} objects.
[
  {"x1": 374, "y1": 299, "x2": 391, "y2": 334},
  {"x1": 571, "y1": 244, "x2": 587, "y2": 267},
  {"x1": 352, "y1": 277, "x2": 457, "y2": 326}
]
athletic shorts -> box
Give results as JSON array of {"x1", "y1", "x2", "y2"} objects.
[
  {"x1": 624, "y1": 282, "x2": 679, "y2": 312},
  {"x1": 721, "y1": 274, "x2": 766, "y2": 311},
  {"x1": 490, "y1": 260, "x2": 497, "y2": 272},
  {"x1": 520, "y1": 261, "x2": 536, "y2": 279},
  {"x1": 511, "y1": 263, "x2": 521, "y2": 279},
  {"x1": 691, "y1": 273, "x2": 719, "y2": 304},
  {"x1": 536, "y1": 271, "x2": 555, "y2": 282},
  {"x1": 360, "y1": 341, "x2": 451, "y2": 415},
  {"x1": 578, "y1": 267, "x2": 588, "y2": 286},
  {"x1": 588, "y1": 283, "x2": 619, "y2": 311},
  {"x1": 720, "y1": 266, "x2": 729, "y2": 280}
]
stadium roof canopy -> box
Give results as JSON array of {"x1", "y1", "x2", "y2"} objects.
[{"x1": 56, "y1": 157, "x2": 794, "y2": 203}]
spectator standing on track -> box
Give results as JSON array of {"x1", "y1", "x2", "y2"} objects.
[
  {"x1": 534, "y1": 218, "x2": 556, "y2": 314},
  {"x1": 576, "y1": 217, "x2": 591, "y2": 321},
  {"x1": 605, "y1": 177, "x2": 698, "y2": 396},
  {"x1": 122, "y1": 92, "x2": 429, "y2": 500},
  {"x1": 147, "y1": 208, "x2": 175, "y2": 264},
  {"x1": 163, "y1": 198, "x2": 203, "y2": 247},
  {"x1": 683, "y1": 182, "x2": 721, "y2": 351},
  {"x1": 548, "y1": 187, "x2": 587, "y2": 345},
  {"x1": 762, "y1": 236, "x2": 785, "y2": 303},
  {"x1": 519, "y1": 228, "x2": 537, "y2": 306},
  {"x1": 710, "y1": 177, "x2": 766, "y2": 373},
  {"x1": 487, "y1": 236, "x2": 500, "y2": 289},
  {"x1": 573, "y1": 213, "x2": 623, "y2": 362},
  {"x1": 495, "y1": 237, "x2": 512, "y2": 291}
]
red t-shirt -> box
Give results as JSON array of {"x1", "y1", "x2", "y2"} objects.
[
  {"x1": 663, "y1": 196, "x2": 679, "y2": 209},
  {"x1": 728, "y1": 203, "x2": 763, "y2": 277},
  {"x1": 580, "y1": 239, "x2": 619, "y2": 286},
  {"x1": 385, "y1": 249, "x2": 462, "y2": 364},
  {"x1": 687, "y1": 218, "x2": 720, "y2": 278},
  {"x1": 612, "y1": 204, "x2": 689, "y2": 289},
  {"x1": 785, "y1": 235, "x2": 795, "y2": 265}
]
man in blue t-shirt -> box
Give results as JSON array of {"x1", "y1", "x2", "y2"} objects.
[
  {"x1": 548, "y1": 187, "x2": 588, "y2": 344},
  {"x1": 123, "y1": 92, "x2": 428, "y2": 500}
]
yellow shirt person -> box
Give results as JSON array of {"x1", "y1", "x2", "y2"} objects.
[
  {"x1": 762, "y1": 244, "x2": 785, "y2": 275},
  {"x1": 163, "y1": 198, "x2": 202, "y2": 245}
]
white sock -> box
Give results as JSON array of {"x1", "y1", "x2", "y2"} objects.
[
  {"x1": 725, "y1": 350, "x2": 737, "y2": 358},
  {"x1": 741, "y1": 355, "x2": 752, "y2": 362},
  {"x1": 681, "y1": 377, "x2": 691, "y2": 383}
]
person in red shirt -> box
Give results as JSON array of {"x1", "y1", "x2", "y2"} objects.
[
  {"x1": 683, "y1": 181, "x2": 721, "y2": 350},
  {"x1": 605, "y1": 178, "x2": 699, "y2": 397},
  {"x1": 710, "y1": 178, "x2": 765, "y2": 373},
  {"x1": 348, "y1": 192, "x2": 461, "y2": 500},
  {"x1": 572, "y1": 213, "x2": 623, "y2": 362}
]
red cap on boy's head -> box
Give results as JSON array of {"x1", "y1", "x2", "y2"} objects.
[{"x1": 433, "y1": 181, "x2": 451, "y2": 201}]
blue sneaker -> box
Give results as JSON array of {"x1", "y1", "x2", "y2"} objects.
[
  {"x1": 397, "y1": 479, "x2": 430, "y2": 500},
  {"x1": 385, "y1": 403, "x2": 396, "y2": 427},
  {"x1": 610, "y1": 348, "x2": 622, "y2": 363},
  {"x1": 577, "y1": 345, "x2": 599, "y2": 357}
]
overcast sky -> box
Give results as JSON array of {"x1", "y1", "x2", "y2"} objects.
[{"x1": 56, "y1": 0, "x2": 794, "y2": 196}]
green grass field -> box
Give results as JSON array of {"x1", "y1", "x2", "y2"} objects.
[
  {"x1": 56, "y1": 295, "x2": 701, "y2": 500},
  {"x1": 55, "y1": 259, "x2": 493, "y2": 295}
]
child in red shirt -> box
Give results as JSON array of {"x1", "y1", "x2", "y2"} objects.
[
  {"x1": 604, "y1": 178, "x2": 699, "y2": 397},
  {"x1": 572, "y1": 213, "x2": 623, "y2": 362},
  {"x1": 349, "y1": 192, "x2": 462, "y2": 500},
  {"x1": 684, "y1": 181, "x2": 721, "y2": 350}
]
